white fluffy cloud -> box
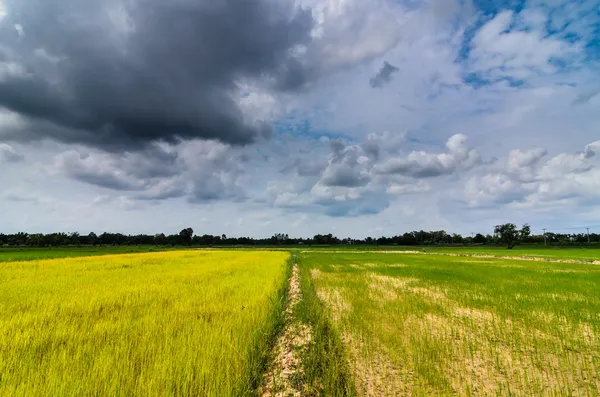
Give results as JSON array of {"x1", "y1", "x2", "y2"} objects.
[
  {"x1": 375, "y1": 134, "x2": 481, "y2": 177},
  {"x1": 466, "y1": 140, "x2": 600, "y2": 208},
  {"x1": 468, "y1": 10, "x2": 580, "y2": 80}
]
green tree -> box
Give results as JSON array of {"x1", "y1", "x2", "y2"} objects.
[
  {"x1": 473, "y1": 233, "x2": 487, "y2": 244},
  {"x1": 494, "y1": 223, "x2": 531, "y2": 249},
  {"x1": 179, "y1": 228, "x2": 194, "y2": 246}
]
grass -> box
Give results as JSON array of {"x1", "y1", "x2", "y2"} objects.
[
  {"x1": 0, "y1": 246, "x2": 177, "y2": 262},
  {"x1": 302, "y1": 251, "x2": 600, "y2": 396},
  {"x1": 416, "y1": 245, "x2": 600, "y2": 262},
  {"x1": 292, "y1": 252, "x2": 356, "y2": 396},
  {"x1": 0, "y1": 250, "x2": 290, "y2": 396},
  {"x1": 3, "y1": 246, "x2": 599, "y2": 395},
  {"x1": 2, "y1": 244, "x2": 599, "y2": 263},
  {"x1": 295, "y1": 245, "x2": 600, "y2": 262}
]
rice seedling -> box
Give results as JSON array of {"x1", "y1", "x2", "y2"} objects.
[
  {"x1": 0, "y1": 250, "x2": 289, "y2": 396},
  {"x1": 302, "y1": 252, "x2": 600, "y2": 396}
]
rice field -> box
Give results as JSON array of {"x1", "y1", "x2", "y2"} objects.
[
  {"x1": 302, "y1": 252, "x2": 600, "y2": 396},
  {"x1": 0, "y1": 250, "x2": 289, "y2": 396},
  {"x1": 0, "y1": 246, "x2": 173, "y2": 263},
  {"x1": 2, "y1": 247, "x2": 599, "y2": 396}
]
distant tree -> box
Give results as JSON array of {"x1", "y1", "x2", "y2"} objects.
[
  {"x1": 70, "y1": 232, "x2": 81, "y2": 246},
  {"x1": 87, "y1": 232, "x2": 98, "y2": 246},
  {"x1": 154, "y1": 233, "x2": 166, "y2": 246},
  {"x1": 473, "y1": 233, "x2": 487, "y2": 244},
  {"x1": 494, "y1": 223, "x2": 531, "y2": 249},
  {"x1": 451, "y1": 233, "x2": 464, "y2": 244},
  {"x1": 179, "y1": 228, "x2": 194, "y2": 246}
]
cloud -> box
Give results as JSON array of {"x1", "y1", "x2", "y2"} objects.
[
  {"x1": 53, "y1": 150, "x2": 149, "y2": 191},
  {"x1": 267, "y1": 133, "x2": 471, "y2": 217},
  {"x1": 14, "y1": 24, "x2": 23, "y2": 37},
  {"x1": 370, "y1": 61, "x2": 399, "y2": 88},
  {"x1": 304, "y1": 0, "x2": 403, "y2": 71},
  {"x1": 320, "y1": 142, "x2": 375, "y2": 187},
  {"x1": 506, "y1": 148, "x2": 547, "y2": 182},
  {"x1": 0, "y1": 0, "x2": 313, "y2": 150},
  {"x1": 51, "y1": 143, "x2": 184, "y2": 191},
  {"x1": 50, "y1": 139, "x2": 249, "y2": 203},
  {"x1": 466, "y1": 140, "x2": 600, "y2": 208},
  {"x1": 467, "y1": 10, "x2": 581, "y2": 81},
  {"x1": 0, "y1": 188, "x2": 40, "y2": 203},
  {"x1": 375, "y1": 134, "x2": 481, "y2": 178},
  {"x1": 0, "y1": 143, "x2": 24, "y2": 163},
  {"x1": 180, "y1": 140, "x2": 247, "y2": 203},
  {"x1": 584, "y1": 141, "x2": 600, "y2": 159},
  {"x1": 465, "y1": 173, "x2": 536, "y2": 207},
  {"x1": 133, "y1": 179, "x2": 187, "y2": 201},
  {"x1": 572, "y1": 89, "x2": 600, "y2": 105}
]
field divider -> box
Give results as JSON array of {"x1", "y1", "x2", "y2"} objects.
[{"x1": 260, "y1": 257, "x2": 313, "y2": 396}]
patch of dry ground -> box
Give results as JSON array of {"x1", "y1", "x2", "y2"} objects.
[
  {"x1": 342, "y1": 333, "x2": 409, "y2": 396},
  {"x1": 316, "y1": 288, "x2": 351, "y2": 322},
  {"x1": 261, "y1": 265, "x2": 313, "y2": 397},
  {"x1": 342, "y1": 270, "x2": 599, "y2": 395}
]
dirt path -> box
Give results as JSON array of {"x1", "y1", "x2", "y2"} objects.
[
  {"x1": 261, "y1": 264, "x2": 312, "y2": 397},
  {"x1": 301, "y1": 250, "x2": 600, "y2": 265}
]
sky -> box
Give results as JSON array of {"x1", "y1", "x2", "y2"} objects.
[{"x1": 0, "y1": 0, "x2": 599, "y2": 238}]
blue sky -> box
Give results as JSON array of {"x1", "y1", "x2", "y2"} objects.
[{"x1": 0, "y1": 0, "x2": 599, "y2": 237}]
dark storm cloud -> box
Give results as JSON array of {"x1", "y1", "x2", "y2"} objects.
[
  {"x1": 0, "y1": 0, "x2": 313, "y2": 150},
  {"x1": 369, "y1": 61, "x2": 399, "y2": 88},
  {"x1": 53, "y1": 145, "x2": 184, "y2": 191}
]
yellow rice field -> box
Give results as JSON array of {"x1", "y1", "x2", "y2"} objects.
[{"x1": 0, "y1": 250, "x2": 289, "y2": 396}]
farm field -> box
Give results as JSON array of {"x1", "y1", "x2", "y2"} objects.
[
  {"x1": 0, "y1": 250, "x2": 289, "y2": 396},
  {"x1": 2, "y1": 244, "x2": 599, "y2": 263},
  {"x1": 302, "y1": 252, "x2": 600, "y2": 396},
  {"x1": 298, "y1": 245, "x2": 600, "y2": 262},
  {"x1": 409, "y1": 246, "x2": 600, "y2": 262},
  {"x1": 0, "y1": 246, "x2": 175, "y2": 263}
]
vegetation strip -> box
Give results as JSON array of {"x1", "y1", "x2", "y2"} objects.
[
  {"x1": 0, "y1": 251, "x2": 289, "y2": 396},
  {"x1": 304, "y1": 251, "x2": 600, "y2": 395},
  {"x1": 261, "y1": 264, "x2": 313, "y2": 396},
  {"x1": 301, "y1": 250, "x2": 600, "y2": 264}
]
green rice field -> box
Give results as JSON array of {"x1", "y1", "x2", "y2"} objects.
[
  {"x1": 301, "y1": 251, "x2": 600, "y2": 396},
  {"x1": 1, "y1": 246, "x2": 599, "y2": 396}
]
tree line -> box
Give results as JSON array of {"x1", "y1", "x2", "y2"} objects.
[{"x1": 1, "y1": 224, "x2": 598, "y2": 248}]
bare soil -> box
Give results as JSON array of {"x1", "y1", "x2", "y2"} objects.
[{"x1": 261, "y1": 265, "x2": 313, "y2": 397}]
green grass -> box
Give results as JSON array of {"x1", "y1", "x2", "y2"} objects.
[
  {"x1": 302, "y1": 251, "x2": 600, "y2": 396},
  {"x1": 0, "y1": 246, "x2": 179, "y2": 262},
  {"x1": 418, "y1": 245, "x2": 600, "y2": 262},
  {"x1": 3, "y1": 244, "x2": 599, "y2": 263},
  {"x1": 292, "y1": 252, "x2": 356, "y2": 396},
  {"x1": 3, "y1": 246, "x2": 599, "y2": 395},
  {"x1": 0, "y1": 250, "x2": 290, "y2": 396},
  {"x1": 295, "y1": 245, "x2": 600, "y2": 262}
]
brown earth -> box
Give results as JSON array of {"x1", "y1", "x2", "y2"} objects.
[{"x1": 261, "y1": 265, "x2": 313, "y2": 397}]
